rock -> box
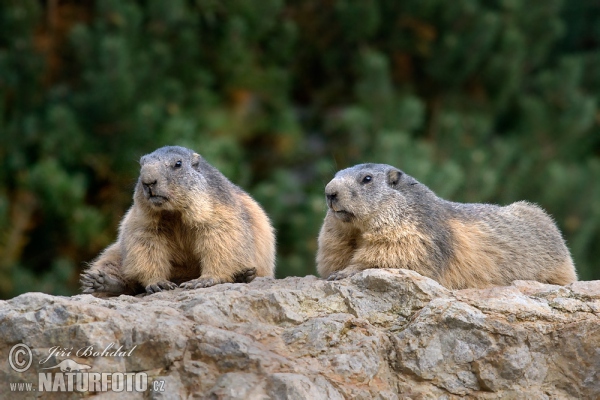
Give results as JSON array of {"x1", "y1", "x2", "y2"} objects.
[{"x1": 1, "y1": 269, "x2": 599, "y2": 399}]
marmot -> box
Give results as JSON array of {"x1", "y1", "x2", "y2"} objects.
[
  {"x1": 317, "y1": 163, "x2": 577, "y2": 289},
  {"x1": 81, "y1": 146, "x2": 275, "y2": 295}
]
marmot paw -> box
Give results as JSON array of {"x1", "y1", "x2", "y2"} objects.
[
  {"x1": 327, "y1": 269, "x2": 359, "y2": 281},
  {"x1": 180, "y1": 276, "x2": 221, "y2": 290},
  {"x1": 81, "y1": 270, "x2": 126, "y2": 294},
  {"x1": 145, "y1": 280, "x2": 178, "y2": 294},
  {"x1": 234, "y1": 267, "x2": 257, "y2": 284}
]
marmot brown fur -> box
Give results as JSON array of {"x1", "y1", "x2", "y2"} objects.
[
  {"x1": 81, "y1": 146, "x2": 275, "y2": 295},
  {"x1": 317, "y1": 163, "x2": 577, "y2": 289}
]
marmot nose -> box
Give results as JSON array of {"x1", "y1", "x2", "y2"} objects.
[
  {"x1": 142, "y1": 179, "x2": 157, "y2": 189},
  {"x1": 326, "y1": 193, "x2": 337, "y2": 208},
  {"x1": 142, "y1": 180, "x2": 157, "y2": 194}
]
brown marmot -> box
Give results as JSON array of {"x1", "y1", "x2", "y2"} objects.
[
  {"x1": 316, "y1": 163, "x2": 577, "y2": 289},
  {"x1": 81, "y1": 146, "x2": 275, "y2": 295}
]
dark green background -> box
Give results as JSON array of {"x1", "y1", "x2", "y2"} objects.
[{"x1": 1, "y1": 0, "x2": 599, "y2": 298}]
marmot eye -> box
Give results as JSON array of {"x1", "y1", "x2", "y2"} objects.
[
  {"x1": 362, "y1": 175, "x2": 372, "y2": 184},
  {"x1": 174, "y1": 160, "x2": 182, "y2": 169}
]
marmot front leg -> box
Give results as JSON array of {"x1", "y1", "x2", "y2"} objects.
[
  {"x1": 81, "y1": 243, "x2": 137, "y2": 296},
  {"x1": 122, "y1": 236, "x2": 177, "y2": 294},
  {"x1": 180, "y1": 276, "x2": 221, "y2": 289},
  {"x1": 180, "y1": 228, "x2": 251, "y2": 290},
  {"x1": 81, "y1": 270, "x2": 129, "y2": 295},
  {"x1": 234, "y1": 267, "x2": 257, "y2": 283},
  {"x1": 326, "y1": 264, "x2": 367, "y2": 281},
  {"x1": 180, "y1": 267, "x2": 257, "y2": 289},
  {"x1": 327, "y1": 241, "x2": 391, "y2": 281}
]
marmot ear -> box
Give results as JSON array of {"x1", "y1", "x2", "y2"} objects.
[
  {"x1": 387, "y1": 169, "x2": 403, "y2": 187},
  {"x1": 191, "y1": 153, "x2": 201, "y2": 169}
]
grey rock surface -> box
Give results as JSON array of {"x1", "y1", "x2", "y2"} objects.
[{"x1": 1, "y1": 269, "x2": 599, "y2": 399}]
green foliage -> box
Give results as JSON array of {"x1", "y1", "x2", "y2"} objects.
[{"x1": 0, "y1": 0, "x2": 598, "y2": 298}]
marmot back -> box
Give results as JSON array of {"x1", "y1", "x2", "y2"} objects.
[
  {"x1": 82, "y1": 146, "x2": 275, "y2": 295},
  {"x1": 317, "y1": 163, "x2": 577, "y2": 289}
]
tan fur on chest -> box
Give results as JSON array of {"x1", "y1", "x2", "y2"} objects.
[
  {"x1": 155, "y1": 218, "x2": 202, "y2": 281},
  {"x1": 361, "y1": 222, "x2": 435, "y2": 273}
]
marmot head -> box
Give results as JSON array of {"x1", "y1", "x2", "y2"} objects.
[
  {"x1": 324, "y1": 163, "x2": 434, "y2": 226},
  {"x1": 134, "y1": 146, "x2": 210, "y2": 213}
]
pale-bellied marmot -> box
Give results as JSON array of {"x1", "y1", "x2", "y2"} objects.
[
  {"x1": 81, "y1": 146, "x2": 275, "y2": 295},
  {"x1": 317, "y1": 163, "x2": 577, "y2": 289}
]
